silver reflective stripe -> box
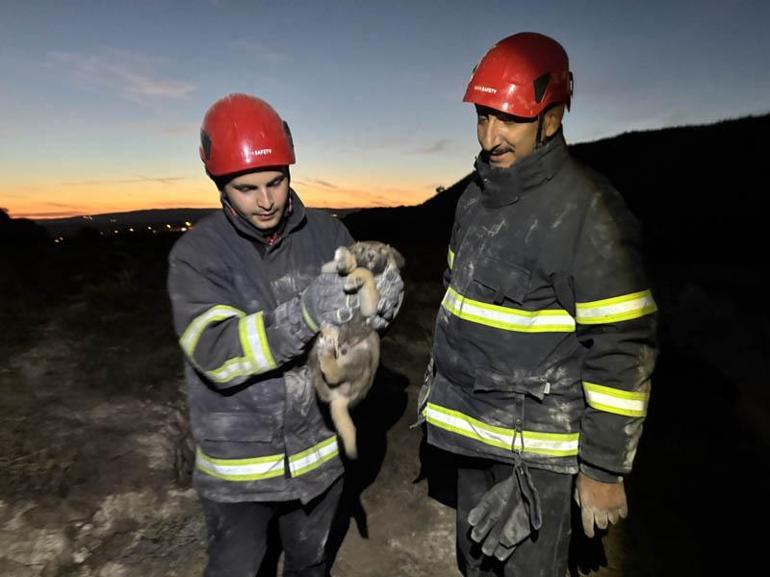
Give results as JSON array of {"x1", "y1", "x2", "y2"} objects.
[
  {"x1": 576, "y1": 290, "x2": 657, "y2": 324},
  {"x1": 448, "y1": 247, "x2": 455, "y2": 270},
  {"x1": 583, "y1": 382, "x2": 649, "y2": 417},
  {"x1": 180, "y1": 305, "x2": 244, "y2": 359},
  {"x1": 442, "y1": 287, "x2": 575, "y2": 333},
  {"x1": 240, "y1": 312, "x2": 276, "y2": 373},
  {"x1": 288, "y1": 436, "x2": 339, "y2": 477},
  {"x1": 424, "y1": 403, "x2": 579, "y2": 457},
  {"x1": 196, "y1": 448, "x2": 285, "y2": 481},
  {"x1": 205, "y1": 357, "x2": 254, "y2": 383}
]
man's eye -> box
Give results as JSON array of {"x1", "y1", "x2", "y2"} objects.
[{"x1": 269, "y1": 176, "x2": 285, "y2": 187}]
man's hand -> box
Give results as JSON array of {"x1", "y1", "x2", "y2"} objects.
[
  {"x1": 366, "y1": 262, "x2": 404, "y2": 330},
  {"x1": 574, "y1": 471, "x2": 628, "y2": 538}
]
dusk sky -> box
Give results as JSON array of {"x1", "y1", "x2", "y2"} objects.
[{"x1": 2, "y1": 0, "x2": 768, "y2": 219}]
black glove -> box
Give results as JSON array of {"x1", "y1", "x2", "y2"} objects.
[
  {"x1": 366, "y1": 262, "x2": 405, "y2": 330},
  {"x1": 467, "y1": 461, "x2": 542, "y2": 561},
  {"x1": 300, "y1": 272, "x2": 360, "y2": 332}
]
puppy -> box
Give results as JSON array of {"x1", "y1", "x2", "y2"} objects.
[{"x1": 309, "y1": 241, "x2": 404, "y2": 459}]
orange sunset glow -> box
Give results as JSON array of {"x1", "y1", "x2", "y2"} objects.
[{"x1": 3, "y1": 175, "x2": 442, "y2": 220}]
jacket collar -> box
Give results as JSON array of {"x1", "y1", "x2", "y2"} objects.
[
  {"x1": 222, "y1": 188, "x2": 307, "y2": 247},
  {"x1": 475, "y1": 129, "x2": 569, "y2": 208}
]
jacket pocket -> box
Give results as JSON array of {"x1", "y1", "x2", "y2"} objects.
[
  {"x1": 202, "y1": 412, "x2": 276, "y2": 443},
  {"x1": 470, "y1": 256, "x2": 531, "y2": 306}
]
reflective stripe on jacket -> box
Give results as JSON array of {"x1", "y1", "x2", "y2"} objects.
[
  {"x1": 426, "y1": 133, "x2": 658, "y2": 479},
  {"x1": 168, "y1": 191, "x2": 353, "y2": 503}
]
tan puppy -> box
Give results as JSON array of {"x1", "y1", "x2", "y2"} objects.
[{"x1": 309, "y1": 241, "x2": 405, "y2": 459}]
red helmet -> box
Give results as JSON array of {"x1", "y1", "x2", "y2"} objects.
[
  {"x1": 199, "y1": 93, "x2": 295, "y2": 177},
  {"x1": 463, "y1": 32, "x2": 572, "y2": 118}
]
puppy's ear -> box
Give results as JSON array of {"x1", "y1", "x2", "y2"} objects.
[{"x1": 388, "y1": 245, "x2": 405, "y2": 269}]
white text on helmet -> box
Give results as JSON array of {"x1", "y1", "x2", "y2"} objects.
[
  {"x1": 473, "y1": 85, "x2": 498, "y2": 94},
  {"x1": 251, "y1": 148, "x2": 273, "y2": 156}
]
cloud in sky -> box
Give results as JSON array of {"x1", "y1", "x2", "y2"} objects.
[
  {"x1": 15, "y1": 210, "x2": 88, "y2": 219},
  {"x1": 412, "y1": 138, "x2": 451, "y2": 155},
  {"x1": 48, "y1": 48, "x2": 195, "y2": 102},
  {"x1": 229, "y1": 39, "x2": 293, "y2": 65},
  {"x1": 61, "y1": 176, "x2": 193, "y2": 186},
  {"x1": 294, "y1": 177, "x2": 338, "y2": 189}
]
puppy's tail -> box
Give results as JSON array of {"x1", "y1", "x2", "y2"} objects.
[{"x1": 330, "y1": 397, "x2": 357, "y2": 459}]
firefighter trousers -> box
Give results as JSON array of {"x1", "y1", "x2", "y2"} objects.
[{"x1": 199, "y1": 476, "x2": 343, "y2": 577}]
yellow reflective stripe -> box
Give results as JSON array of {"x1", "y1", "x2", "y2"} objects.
[
  {"x1": 239, "y1": 312, "x2": 277, "y2": 373},
  {"x1": 442, "y1": 287, "x2": 575, "y2": 333},
  {"x1": 576, "y1": 290, "x2": 657, "y2": 324},
  {"x1": 288, "y1": 436, "x2": 339, "y2": 477},
  {"x1": 424, "y1": 403, "x2": 579, "y2": 457},
  {"x1": 180, "y1": 305, "x2": 244, "y2": 359},
  {"x1": 195, "y1": 447, "x2": 285, "y2": 481},
  {"x1": 181, "y1": 306, "x2": 276, "y2": 384},
  {"x1": 583, "y1": 382, "x2": 649, "y2": 417},
  {"x1": 448, "y1": 247, "x2": 455, "y2": 270}
]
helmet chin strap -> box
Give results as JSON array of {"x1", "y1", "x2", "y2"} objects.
[
  {"x1": 535, "y1": 112, "x2": 545, "y2": 149},
  {"x1": 220, "y1": 193, "x2": 253, "y2": 230}
]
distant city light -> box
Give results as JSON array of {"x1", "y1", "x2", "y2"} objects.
[
  {"x1": 166, "y1": 224, "x2": 171, "y2": 229},
  {"x1": 184, "y1": 221, "x2": 192, "y2": 227},
  {"x1": 181, "y1": 227, "x2": 188, "y2": 232},
  {"x1": 129, "y1": 227, "x2": 134, "y2": 232},
  {"x1": 113, "y1": 230, "x2": 119, "y2": 234}
]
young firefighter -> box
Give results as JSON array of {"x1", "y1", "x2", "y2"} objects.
[
  {"x1": 419, "y1": 33, "x2": 658, "y2": 577},
  {"x1": 167, "y1": 93, "x2": 403, "y2": 577}
]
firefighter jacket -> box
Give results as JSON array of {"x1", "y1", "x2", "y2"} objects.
[
  {"x1": 167, "y1": 190, "x2": 353, "y2": 503},
  {"x1": 422, "y1": 132, "x2": 658, "y2": 481}
]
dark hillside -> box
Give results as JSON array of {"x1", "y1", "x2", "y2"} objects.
[{"x1": 570, "y1": 113, "x2": 769, "y2": 266}]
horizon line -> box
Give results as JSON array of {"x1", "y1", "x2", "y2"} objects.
[{"x1": 12, "y1": 202, "x2": 417, "y2": 222}]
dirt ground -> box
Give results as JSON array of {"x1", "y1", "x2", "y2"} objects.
[
  {"x1": 0, "y1": 275, "x2": 633, "y2": 577},
  {"x1": 5, "y1": 255, "x2": 768, "y2": 576}
]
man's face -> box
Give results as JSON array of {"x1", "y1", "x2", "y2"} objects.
[
  {"x1": 223, "y1": 169, "x2": 289, "y2": 231},
  {"x1": 475, "y1": 105, "x2": 539, "y2": 169}
]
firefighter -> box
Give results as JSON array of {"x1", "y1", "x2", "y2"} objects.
[
  {"x1": 419, "y1": 33, "x2": 658, "y2": 576},
  {"x1": 167, "y1": 93, "x2": 403, "y2": 577}
]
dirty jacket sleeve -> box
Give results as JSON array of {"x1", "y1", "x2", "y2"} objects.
[
  {"x1": 573, "y1": 186, "x2": 658, "y2": 482},
  {"x1": 167, "y1": 243, "x2": 317, "y2": 390}
]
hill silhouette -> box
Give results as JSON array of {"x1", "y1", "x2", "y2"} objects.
[{"x1": 343, "y1": 113, "x2": 769, "y2": 267}]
